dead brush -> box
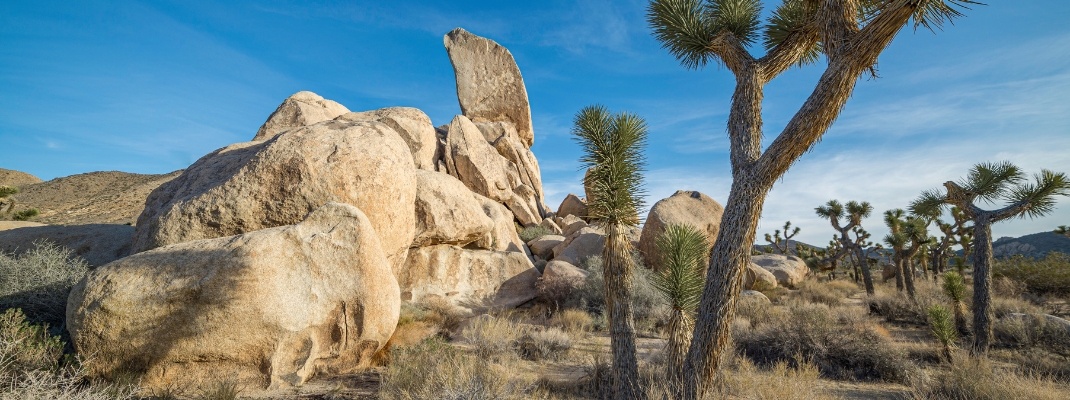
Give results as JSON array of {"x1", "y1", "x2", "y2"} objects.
[
  {"x1": 911, "y1": 356, "x2": 1068, "y2": 400},
  {"x1": 516, "y1": 327, "x2": 572, "y2": 361},
  {"x1": 548, "y1": 309, "x2": 593, "y2": 336}
]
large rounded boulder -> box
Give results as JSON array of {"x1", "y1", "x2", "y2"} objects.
[
  {"x1": 253, "y1": 91, "x2": 350, "y2": 141},
  {"x1": 130, "y1": 119, "x2": 417, "y2": 267},
  {"x1": 751, "y1": 254, "x2": 811, "y2": 288},
  {"x1": 67, "y1": 203, "x2": 400, "y2": 390},
  {"x1": 639, "y1": 190, "x2": 724, "y2": 268}
]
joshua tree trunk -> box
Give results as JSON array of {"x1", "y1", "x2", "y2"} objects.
[
  {"x1": 952, "y1": 300, "x2": 969, "y2": 337},
  {"x1": 603, "y1": 223, "x2": 639, "y2": 398},
  {"x1": 903, "y1": 255, "x2": 917, "y2": 299},
  {"x1": 854, "y1": 247, "x2": 875, "y2": 295},
  {"x1": 970, "y1": 219, "x2": 994, "y2": 355},
  {"x1": 665, "y1": 308, "x2": 694, "y2": 388},
  {"x1": 894, "y1": 256, "x2": 905, "y2": 292}
]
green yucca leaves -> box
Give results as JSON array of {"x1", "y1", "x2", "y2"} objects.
[
  {"x1": 942, "y1": 271, "x2": 966, "y2": 303},
  {"x1": 651, "y1": 224, "x2": 710, "y2": 313},
  {"x1": 573, "y1": 105, "x2": 647, "y2": 228}
]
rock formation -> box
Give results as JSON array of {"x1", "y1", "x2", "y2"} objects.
[
  {"x1": 337, "y1": 107, "x2": 439, "y2": 171},
  {"x1": 399, "y1": 244, "x2": 538, "y2": 308},
  {"x1": 557, "y1": 194, "x2": 587, "y2": 220},
  {"x1": 253, "y1": 91, "x2": 350, "y2": 141},
  {"x1": 444, "y1": 28, "x2": 534, "y2": 147},
  {"x1": 639, "y1": 190, "x2": 724, "y2": 268},
  {"x1": 751, "y1": 254, "x2": 811, "y2": 288},
  {"x1": 67, "y1": 203, "x2": 399, "y2": 390}
]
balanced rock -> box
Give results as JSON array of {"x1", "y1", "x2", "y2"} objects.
[
  {"x1": 412, "y1": 170, "x2": 494, "y2": 248},
  {"x1": 639, "y1": 190, "x2": 724, "y2": 268},
  {"x1": 528, "y1": 234, "x2": 565, "y2": 260},
  {"x1": 444, "y1": 28, "x2": 534, "y2": 147},
  {"x1": 67, "y1": 203, "x2": 400, "y2": 390},
  {"x1": 253, "y1": 91, "x2": 350, "y2": 141},
  {"x1": 399, "y1": 244, "x2": 539, "y2": 308},
  {"x1": 0, "y1": 224, "x2": 134, "y2": 266},
  {"x1": 131, "y1": 120, "x2": 417, "y2": 268},
  {"x1": 336, "y1": 107, "x2": 439, "y2": 170},
  {"x1": 443, "y1": 115, "x2": 541, "y2": 226},
  {"x1": 751, "y1": 254, "x2": 810, "y2": 288},
  {"x1": 557, "y1": 194, "x2": 587, "y2": 220},
  {"x1": 743, "y1": 262, "x2": 778, "y2": 291}
]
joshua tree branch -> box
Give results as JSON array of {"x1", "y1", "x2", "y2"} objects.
[
  {"x1": 758, "y1": 22, "x2": 820, "y2": 81},
  {"x1": 817, "y1": 0, "x2": 861, "y2": 58}
]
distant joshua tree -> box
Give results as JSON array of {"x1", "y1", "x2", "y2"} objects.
[
  {"x1": 815, "y1": 200, "x2": 877, "y2": 294},
  {"x1": 764, "y1": 221, "x2": 799, "y2": 255},
  {"x1": 921, "y1": 206, "x2": 973, "y2": 281},
  {"x1": 912, "y1": 161, "x2": 1070, "y2": 355},
  {"x1": 883, "y1": 209, "x2": 933, "y2": 299},
  {"x1": 651, "y1": 224, "x2": 709, "y2": 389},
  {"x1": 646, "y1": 0, "x2": 983, "y2": 395},
  {"x1": 1056, "y1": 225, "x2": 1070, "y2": 238},
  {"x1": 573, "y1": 105, "x2": 648, "y2": 399}
]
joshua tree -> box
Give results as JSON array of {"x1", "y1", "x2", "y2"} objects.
[
  {"x1": 646, "y1": 1, "x2": 981, "y2": 394},
  {"x1": 1056, "y1": 225, "x2": 1070, "y2": 238},
  {"x1": 815, "y1": 200, "x2": 877, "y2": 294},
  {"x1": 651, "y1": 224, "x2": 709, "y2": 388},
  {"x1": 0, "y1": 185, "x2": 17, "y2": 217},
  {"x1": 573, "y1": 105, "x2": 648, "y2": 399},
  {"x1": 763, "y1": 221, "x2": 799, "y2": 254},
  {"x1": 912, "y1": 161, "x2": 1070, "y2": 355},
  {"x1": 942, "y1": 271, "x2": 969, "y2": 337},
  {"x1": 883, "y1": 209, "x2": 933, "y2": 299},
  {"x1": 926, "y1": 304, "x2": 957, "y2": 363},
  {"x1": 923, "y1": 206, "x2": 973, "y2": 281}
]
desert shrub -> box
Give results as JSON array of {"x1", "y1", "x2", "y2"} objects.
[
  {"x1": 397, "y1": 298, "x2": 468, "y2": 337},
  {"x1": 1, "y1": 308, "x2": 138, "y2": 399},
  {"x1": 991, "y1": 296, "x2": 1042, "y2": 319},
  {"x1": 995, "y1": 253, "x2": 1070, "y2": 296},
  {"x1": 992, "y1": 276, "x2": 1028, "y2": 298},
  {"x1": 380, "y1": 337, "x2": 536, "y2": 400},
  {"x1": 866, "y1": 281, "x2": 945, "y2": 325},
  {"x1": 0, "y1": 241, "x2": 90, "y2": 329},
  {"x1": 784, "y1": 279, "x2": 859, "y2": 307},
  {"x1": 574, "y1": 255, "x2": 668, "y2": 333},
  {"x1": 516, "y1": 327, "x2": 572, "y2": 361},
  {"x1": 735, "y1": 302, "x2": 915, "y2": 383},
  {"x1": 713, "y1": 357, "x2": 838, "y2": 400},
  {"x1": 459, "y1": 316, "x2": 524, "y2": 361},
  {"x1": 734, "y1": 295, "x2": 780, "y2": 329},
  {"x1": 12, "y1": 208, "x2": 40, "y2": 221},
  {"x1": 548, "y1": 309, "x2": 593, "y2": 335},
  {"x1": 993, "y1": 314, "x2": 1070, "y2": 358},
  {"x1": 535, "y1": 274, "x2": 580, "y2": 312},
  {"x1": 519, "y1": 226, "x2": 554, "y2": 243},
  {"x1": 195, "y1": 379, "x2": 242, "y2": 400},
  {"x1": 911, "y1": 357, "x2": 1067, "y2": 400}
]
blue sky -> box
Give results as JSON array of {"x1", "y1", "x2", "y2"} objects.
[{"x1": 2, "y1": 0, "x2": 1069, "y2": 245}]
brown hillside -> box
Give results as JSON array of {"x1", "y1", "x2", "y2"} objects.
[
  {"x1": 0, "y1": 168, "x2": 43, "y2": 188},
  {"x1": 10, "y1": 170, "x2": 182, "y2": 225}
]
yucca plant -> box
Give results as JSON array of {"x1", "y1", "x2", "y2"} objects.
[
  {"x1": 651, "y1": 224, "x2": 709, "y2": 388},
  {"x1": 942, "y1": 271, "x2": 969, "y2": 337},
  {"x1": 816, "y1": 200, "x2": 877, "y2": 294},
  {"x1": 912, "y1": 161, "x2": 1070, "y2": 355},
  {"x1": 927, "y1": 304, "x2": 957, "y2": 364},
  {"x1": 573, "y1": 105, "x2": 647, "y2": 399},
  {"x1": 763, "y1": 220, "x2": 799, "y2": 255},
  {"x1": 646, "y1": 0, "x2": 983, "y2": 395}
]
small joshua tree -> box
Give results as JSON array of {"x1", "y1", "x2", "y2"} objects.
[
  {"x1": 651, "y1": 224, "x2": 709, "y2": 389},
  {"x1": 816, "y1": 200, "x2": 877, "y2": 294},
  {"x1": 764, "y1": 221, "x2": 799, "y2": 255},
  {"x1": 912, "y1": 161, "x2": 1070, "y2": 355},
  {"x1": 927, "y1": 304, "x2": 957, "y2": 363},
  {"x1": 942, "y1": 271, "x2": 970, "y2": 337},
  {"x1": 574, "y1": 105, "x2": 648, "y2": 399}
]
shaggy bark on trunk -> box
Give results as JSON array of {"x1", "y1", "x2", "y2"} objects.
[{"x1": 603, "y1": 224, "x2": 640, "y2": 398}]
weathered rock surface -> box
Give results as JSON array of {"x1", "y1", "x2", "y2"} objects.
[
  {"x1": 553, "y1": 227, "x2": 605, "y2": 266},
  {"x1": 0, "y1": 168, "x2": 42, "y2": 188},
  {"x1": 493, "y1": 127, "x2": 546, "y2": 208},
  {"x1": 336, "y1": 107, "x2": 439, "y2": 170},
  {"x1": 253, "y1": 91, "x2": 350, "y2": 141},
  {"x1": 882, "y1": 263, "x2": 897, "y2": 282},
  {"x1": 131, "y1": 120, "x2": 417, "y2": 268},
  {"x1": 559, "y1": 214, "x2": 588, "y2": 237},
  {"x1": 443, "y1": 115, "x2": 540, "y2": 226},
  {"x1": 412, "y1": 170, "x2": 494, "y2": 248},
  {"x1": 639, "y1": 190, "x2": 724, "y2": 268},
  {"x1": 557, "y1": 194, "x2": 587, "y2": 220},
  {"x1": 0, "y1": 224, "x2": 134, "y2": 266},
  {"x1": 399, "y1": 244, "x2": 539, "y2": 308},
  {"x1": 542, "y1": 260, "x2": 588, "y2": 286},
  {"x1": 528, "y1": 234, "x2": 565, "y2": 260},
  {"x1": 444, "y1": 28, "x2": 534, "y2": 147},
  {"x1": 740, "y1": 290, "x2": 771, "y2": 303},
  {"x1": 539, "y1": 218, "x2": 563, "y2": 235},
  {"x1": 473, "y1": 195, "x2": 527, "y2": 255},
  {"x1": 0, "y1": 221, "x2": 45, "y2": 231},
  {"x1": 751, "y1": 254, "x2": 811, "y2": 288},
  {"x1": 67, "y1": 203, "x2": 400, "y2": 390},
  {"x1": 743, "y1": 262, "x2": 778, "y2": 291}
]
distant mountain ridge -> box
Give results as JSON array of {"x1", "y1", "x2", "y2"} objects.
[
  {"x1": 993, "y1": 231, "x2": 1070, "y2": 258},
  {"x1": 2, "y1": 170, "x2": 182, "y2": 225}
]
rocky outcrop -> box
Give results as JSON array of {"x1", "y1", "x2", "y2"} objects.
[
  {"x1": 528, "y1": 234, "x2": 565, "y2": 260},
  {"x1": 412, "y1": 170, "x2": 494, "y2": 248},
  {"x1": 253, "y1": 91, "x2": 350, "y2": 141},
  {"x1": 558, "y1": 214, "x2": 588, "y2": 237},
  {"x1": 553, "y1": 227, "x2": 606, "y2": 266},
  {"x1": 443, "y1": 115, "x2": 541, "y2": 226},
  {"x1": 67, "y1": 203, "x2": 399, "y2": 390},
  {"x1": 542, "y1": 260, "x2": 588, "y2": 285},
  {"x1": 743, "y1": 262, "x2": 778, "y2": 291},
  {"x1": 751, "y1": 254, "x2": 810, "y2": 288},
  {"x1": 473, "y1": 195, "x2": 528, "y2": 254},
  {"x1": 740, "y1": 290, "x2": 771, "y2": 303},
  {"x1": 444, "y1": 28, "x2": 534, "y2": 148},
  {"x1": 0, "y1": 224, "x2": 134, "y2": 266},
  {"x1": 539, "y1": 218, "x2": 563, "y2": 235},
  {"x1": 557, "y1": 194, "x2": 587, "y2": 220},
  {"x1": 336, "y1": 107, "x2": 439, "y2": 170},
  {"x1": 492, "y1": 124, "x2": 546, "y2": 205},
  {"x1": 639, "y1": 190, "x2": 724, "y2": 268},
  {"x1": 131, "y1": 120, "x2": 417, "y2": 268},
  {"x1": 399, "y1": 244, "x2": 539, "y2": 308}
]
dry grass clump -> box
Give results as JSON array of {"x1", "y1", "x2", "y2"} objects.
[
  {"x1": 991, "y1": 296, "x2": 1043, "y2": 319},
  {"x1": 995, "y1": 252, "x2": 1070, "y2": 296},
  {"x1": 548, "y1": 309, "x2": 593, "y2": 335},
  {"x1": 866, "y1": 281, "x2": 946, "y2": 325},
  {"x1": 911, "y1": 357, "x2": 1069, "y2": 400},
  {"x1": 519, "y1": 225, "x2": 555, "y2": 243},
  {"x1": 993, "y1": 313, "x2": 1070, "y2": 358},
  {"x1": 735, "y1": 302, "x2": 916, "y2": 383},
  {"x1": 1, "y1": 308, "x2": 138, "y2": 399},
  {"x1": 0, "y1": 241, "x2": 90, "y2": 328},
  {"x1": 396, "y1": 298, "x2": 468, "y2": 337},
  {"x1": 460, "y1": 315, "x2": 525, "y2": 361},
  {"x1": 379, "y1": 337, "x2": 537, "y2": 400},
  {"x1": 782, "y1": 279, "x2": 860, "y2": 307},
  {"x1": 516, "y1": 328, "x2": 572, "y2": 361}
]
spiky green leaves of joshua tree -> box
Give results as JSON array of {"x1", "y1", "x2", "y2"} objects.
[
  {"x1": 651, "y1": 224, "x2": 710, "y2": 387},
  {"x1": 572, "y1": 105, "x2": 648, "y2": 399},
  {"x1": 927, "y1": 304, "x2": 958, "y2": 363},
  {"x1": 942, "y1": 271, "x2": 970, "y2": 336}
]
